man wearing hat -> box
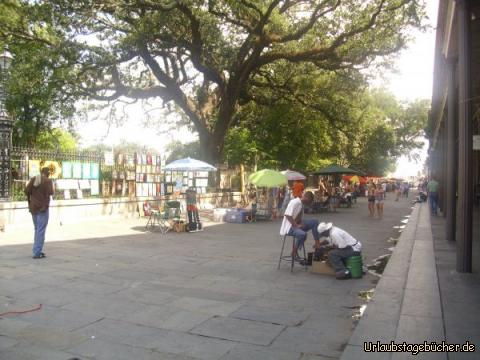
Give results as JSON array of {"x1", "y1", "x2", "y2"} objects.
[
  {"x1": 279, "y1": 191, "x2": 320, "y2": 260},
  {"x1": 317, "y1": 222, "x2": 362, "y2": 279},
  {"x1": 25, "y1": 167, "x2": 54, "y2": 259}
]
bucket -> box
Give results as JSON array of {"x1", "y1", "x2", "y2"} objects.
[{"x1": 346, "y1": 255, "x2": 363, "y2": 278}]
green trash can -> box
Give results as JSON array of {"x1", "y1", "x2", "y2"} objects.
[{"x1": 346, "y1": 255, "x2": 363, "y2": 279}]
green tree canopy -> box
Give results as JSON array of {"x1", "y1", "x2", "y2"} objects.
[
  {"x1": 2, "y1": 0, "x2": 426, "y2": 162},
  {"x1": 1, "y1": 0, "x2": 78, "y2": 147},
  {"x1": 35, "y1": 128, "x2": 77, "y2": 152},
  {"x1": 223, "y1": 87, "x2": 429, "y2": 176}
]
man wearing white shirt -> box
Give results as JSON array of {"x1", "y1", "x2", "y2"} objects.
[
  {"x1": 317, "y1": 222, "x2": 362, "y2": 279},
  {"x1": 280, "y1": 191, "x2": 320, "y2": 259}
]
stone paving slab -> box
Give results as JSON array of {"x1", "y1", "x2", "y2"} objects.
[
  {"x1": 0, "y1": 343, "x2": 79, "y2": 360},
  {"x1": 68, "y1": 338, "x2": 196, "y2": 360},
  {"x1": 230, "y1": 305, "x2": 309, "y2": 326},
  {"x1": 190, "y1": 316, "x2": 285, "y2": 346},
  {"x1": 218, "y1": 343, "x2": 301, "y2": 360},
  {"x1": 168, "y1": 297, "x2": 243, "y2": 317},
  {"x1": 0, "y1": 195, "x2": 415, "y2": 359},
  {"x1": 123, "y1": 303, "x2": 212, "y2": 331}
]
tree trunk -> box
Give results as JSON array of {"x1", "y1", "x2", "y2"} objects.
[{"x1": 199, "y1": 132, "x2": 222, "y2": 165}]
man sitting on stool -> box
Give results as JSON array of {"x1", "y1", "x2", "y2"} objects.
[
  {"x1": 317, "y1": 222, "x2": 362, "y2": 279},
  {"x1": 280, "y1": 191, "x2": 320, "y2": 261}
]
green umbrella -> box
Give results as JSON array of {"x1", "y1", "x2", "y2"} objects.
[
  {"x1": 314, "y1": 164, "x2": 359, "y2": 175},
  {"x1": 249, "y1": 169, "x2": 287, "y2": 187}
]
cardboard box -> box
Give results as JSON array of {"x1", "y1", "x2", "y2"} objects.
[{"x1": 310, "y1": 259, "x2": 336, "y2": 275}]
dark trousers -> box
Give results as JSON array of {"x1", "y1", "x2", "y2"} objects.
[
  {"x1": 429, "y1": 192, "x2": 438, "y2": 215},
  {"x1": 328, "y1": 246, "x2": 361, "y2": 272}
]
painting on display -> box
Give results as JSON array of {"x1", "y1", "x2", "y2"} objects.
[
  {"x1": 82, "y1": 163, "x2": 91, "y2": 179},
  {"x1": 90, "y1": 180, "x2": 99, "y2": 195},
  {"x1": 72, "y1": 162, "x2": 82, "y2": 178},
  {"x1": 28, "y1": 160, "x2": 41, "y2": 177},
  {"x1": 62, "y1": 162, "x2": 73, "y2": 179},
  {"x1": 90, "y1": 163, "x2": 100, "y2": 179},
  {"x1": 41, "y1": 161, "x2": 61, "y2": 179},
  {"x1": 104, "y1": 151, "x2": 114, "y2": 166}
]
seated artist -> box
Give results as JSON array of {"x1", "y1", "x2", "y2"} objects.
[
  {"x1": 279, "y1": 191, "x2": 320, "y2": 260},
  {"x1": 316, "y1": 222, "x2": 362, "y2": 279}
]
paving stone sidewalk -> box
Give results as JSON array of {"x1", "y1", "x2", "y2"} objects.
[{"x1": 0, "y1": 194, "x2": 414, "y2": 360}]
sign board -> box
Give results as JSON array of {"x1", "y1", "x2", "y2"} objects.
[{"x1": 473, "y1": 135, "x2": 480, "y2": 150}]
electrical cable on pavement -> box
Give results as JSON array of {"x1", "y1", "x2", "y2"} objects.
[{"x1": 0, "y1": 303, "x2": 42, "y2": 317}]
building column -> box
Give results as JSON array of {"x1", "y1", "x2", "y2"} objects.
[
  {"x1": 446, "y1": 59, "x2": 457, "y2": 241},
  {"x1": 456, "y1": 0, "x2": 473, "y2": 272}
]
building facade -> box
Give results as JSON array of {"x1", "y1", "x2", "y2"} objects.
[{"x1": 429, "y1": 0, "x2": 479, "y2": 272}]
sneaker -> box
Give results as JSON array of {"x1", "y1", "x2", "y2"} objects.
[
  {"x1": 32, "y1": 253, "x2": 46, "y2": 259},
  {"x1": 335, "y1": 269, "x2": 351, "y2": 280}
]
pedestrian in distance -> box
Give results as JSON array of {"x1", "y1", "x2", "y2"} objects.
[
  {"x1": 395, "y1": 182, "x2": 402, "y2": 201},
  {"x1": 25, "y1": 167, "x2": 54, "y2": 259},
  {"x1": 375, "y1": 183, "x2": 384, "y2": 219},
  {"x1": 427, "y1": 176, "x2": 439, "y2": 216},
  {"x1": 367, "y1": 181, "x2": 376, "y2": 217}
]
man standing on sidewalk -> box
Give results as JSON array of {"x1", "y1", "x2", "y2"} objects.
[
  {"x1": 427, "y1": 176, "x2": 439, "y2": 216},
  {"x1": 25, "y1": 167, "x2": 54, "y2": 259}
]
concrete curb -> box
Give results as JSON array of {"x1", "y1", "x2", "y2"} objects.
[{"x1": 341, "y1": 203, "x2": 446, "y2": 360}]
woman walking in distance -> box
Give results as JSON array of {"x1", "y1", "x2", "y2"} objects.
[
  {"x1": 375, "y1": 182, "x2": 385, "y2": 219},
  {"x1": 367, "y1": 182, "x2": 376, "y2": 217}
]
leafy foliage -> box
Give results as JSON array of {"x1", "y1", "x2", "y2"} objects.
[
  {"x1": 1, "y1": 0, "x2": 426, "y2": 162},
  {"x1": 223, "y1": 87, "x2": 429, "y2": 176},
  {"x1": 1, "y1": 0, "x2": 78, "y2": 148},
  {"x1": 35, "y1": 128, "x2": 77, "y2": 152}
]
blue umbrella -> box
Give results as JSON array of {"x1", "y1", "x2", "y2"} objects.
[{"x1": 164, "y1": 157, "x2": 217, "y2": 172}]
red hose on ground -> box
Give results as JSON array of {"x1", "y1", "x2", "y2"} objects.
[{"x1": 0, "y1": 303, "x2": 42, "y2": 317}]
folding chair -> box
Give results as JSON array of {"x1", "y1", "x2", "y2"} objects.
[{"x1": 158, "y1": 201, "x2": 181, "y2": 234}]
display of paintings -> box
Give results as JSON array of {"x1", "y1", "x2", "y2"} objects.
[
  {"x1": 102, "y1": 181, "x2": 111, "y2": 197},
  {"x1": 104, "y1": 151, "x2": 114, "y2": 166},
  {"x1": 128, "y1": 181, "x2": 135, "y2": 196},
  {"x1": 126, "y1": 171, "x2": 135, "y2": 181},
  {"x1": 125, "y1": 154, "x2": 135, "y2": 166},
  {"x1": 62, "y1": 162, "x2": 73, "y2": 179},
  {"x1": 117, "y1": 153, "x2": 125, "y2": 165},
  {"x1": 195, "y1": 171, "x2": 209, "y2": 178},
  {"x1": 90, "y1": 163, "x2": 100, "y2": 179},
  {"x1": 90, "y1": 180, "x2": 99, "y2": 196},
  {"x1": 57, "y1": 179, "x2": 79, "y2": 190},
  {"x1": 28, "y1": 160, "x2": 41, "y2": 177},
  {"x1": 195, "y1": 178, "x2": 208, "y2": 187},
  {"x1": 82, "y1": 163, "x2": 91, "y2": 179},
  {"x1": 79, "y1": 180, "x2": 91, "y2": 189},
  {"x1": 72, "y1": 162, "x2": 82, "y2": 178}
]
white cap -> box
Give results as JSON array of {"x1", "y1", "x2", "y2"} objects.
[{"x1": 317, "y1": 222, "x2": 333, "y2": 234}]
